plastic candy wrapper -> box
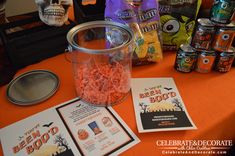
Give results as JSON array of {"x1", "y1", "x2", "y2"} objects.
[
  {"x1": 105, "y1": 0, "x2": 163, "y2": 66},
  {"x1": 158, "y1": 0, "x2": 201, "y2": 51}
]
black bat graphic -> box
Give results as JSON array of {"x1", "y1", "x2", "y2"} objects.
[
  {"x1": 18, "y1": 136, "x2": 24, "y2": 141},
  {"x1": 76, "y1": 104, "x2": 81, "y2": 108},
  {"x1": 43, "y1": 122, "x2": 54, "y2": 128},
  {"x1": 164, "y1": 87, "x2": 173, "y2": 91}
]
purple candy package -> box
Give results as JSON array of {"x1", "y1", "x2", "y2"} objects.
[{"x1": 105, "y1": 0, "x2": 163, "y2": 66}]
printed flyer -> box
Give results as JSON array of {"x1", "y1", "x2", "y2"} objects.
[
  {"x1": 0, "y1": 99, "x2": 140, "y2": 156},
  {"x1": 131, "y1": 78, "x2": 196, "y2": 133}
]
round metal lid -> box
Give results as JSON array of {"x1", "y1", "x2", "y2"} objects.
[
  {"x1": 180, "y1": 44, "x2": 195, "y2": 53},
  {"x1": 6, "y1": 70, "x2": 59, "y2": 106},
  {"x1": 217, "y1": 22, "x2": 235, "y2": 30},
  {"x1": 198, "y1": 18, "x2": 215, "y2": 27}
]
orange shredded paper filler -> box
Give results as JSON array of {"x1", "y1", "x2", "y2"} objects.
[{"x1": 74, "y1": 61, "x2": 131, "y2": 106}]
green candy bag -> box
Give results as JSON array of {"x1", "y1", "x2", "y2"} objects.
[{"x1": 158, "y1": 0, "x2": 202, "y2": 51}]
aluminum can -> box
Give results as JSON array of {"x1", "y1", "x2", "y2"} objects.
[
  {"x1": 191, "y1": 18, "x2": 215, "y2": 50},
  {"x1": 215, "y1": 52, "x2": 235, "y2": 72},
  {"x1": 195, "y1": 50, "x2": 216, "y2": 73},
  {"x1": 210, "y1": 0, "x2": 235, "y2": 24},
  {"x1": 174, "y1": 44, "x2": 197, "y2": 73},
  {"x1": 212, "y1": 23, "x2": 235, "y2": 52}
]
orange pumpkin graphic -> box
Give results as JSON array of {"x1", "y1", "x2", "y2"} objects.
[{"x1": 78, "y1": 129, "x2": 89, "y2": 140}]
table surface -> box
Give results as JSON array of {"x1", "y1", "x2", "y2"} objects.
[{"x1": 1, "y1": 52, "x2": 235, "y2": 156}]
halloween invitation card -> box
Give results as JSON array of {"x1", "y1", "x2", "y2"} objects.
[
  {"x1": 0, "y1": 101, "x2": 81, "y2": 156},
  {"x1": 131, "y1": 78, "x2": 196, "y2": 133}
]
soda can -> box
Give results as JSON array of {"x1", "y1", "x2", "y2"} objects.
[
  {"x1": 195, "y1": 50, "x2": 216, "y2": 73},
  {"x1": 210, "y1": 0, "x2": 235, "y2": 24},
  {"x1": 212, "y1": 23, "x2": 235, "y2": 52},
  {"x1": 215, "y1": 51, "x2": 235, "y2": 72},
  {"x1": 174, "y1": 44, "x2": 197, "y2": 73},
  {"x1": 191, "y1": 18, "x2": 215, "y2": 50}
]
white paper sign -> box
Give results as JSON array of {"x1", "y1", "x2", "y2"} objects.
[{"x1": 131, "y1": 78, "x2": 196, "y2": 133}]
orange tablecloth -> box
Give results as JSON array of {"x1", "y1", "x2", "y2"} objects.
[{"x1": 1, "y1": 52, "x2": 235, "y2": 156}]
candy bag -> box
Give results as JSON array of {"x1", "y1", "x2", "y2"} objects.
[
  {"x1": 158, "y1": 0, "x2": 202, "y2": 51},
  {"x1": 105, "y1": 0, "x2": 163, "y2": 66}
]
